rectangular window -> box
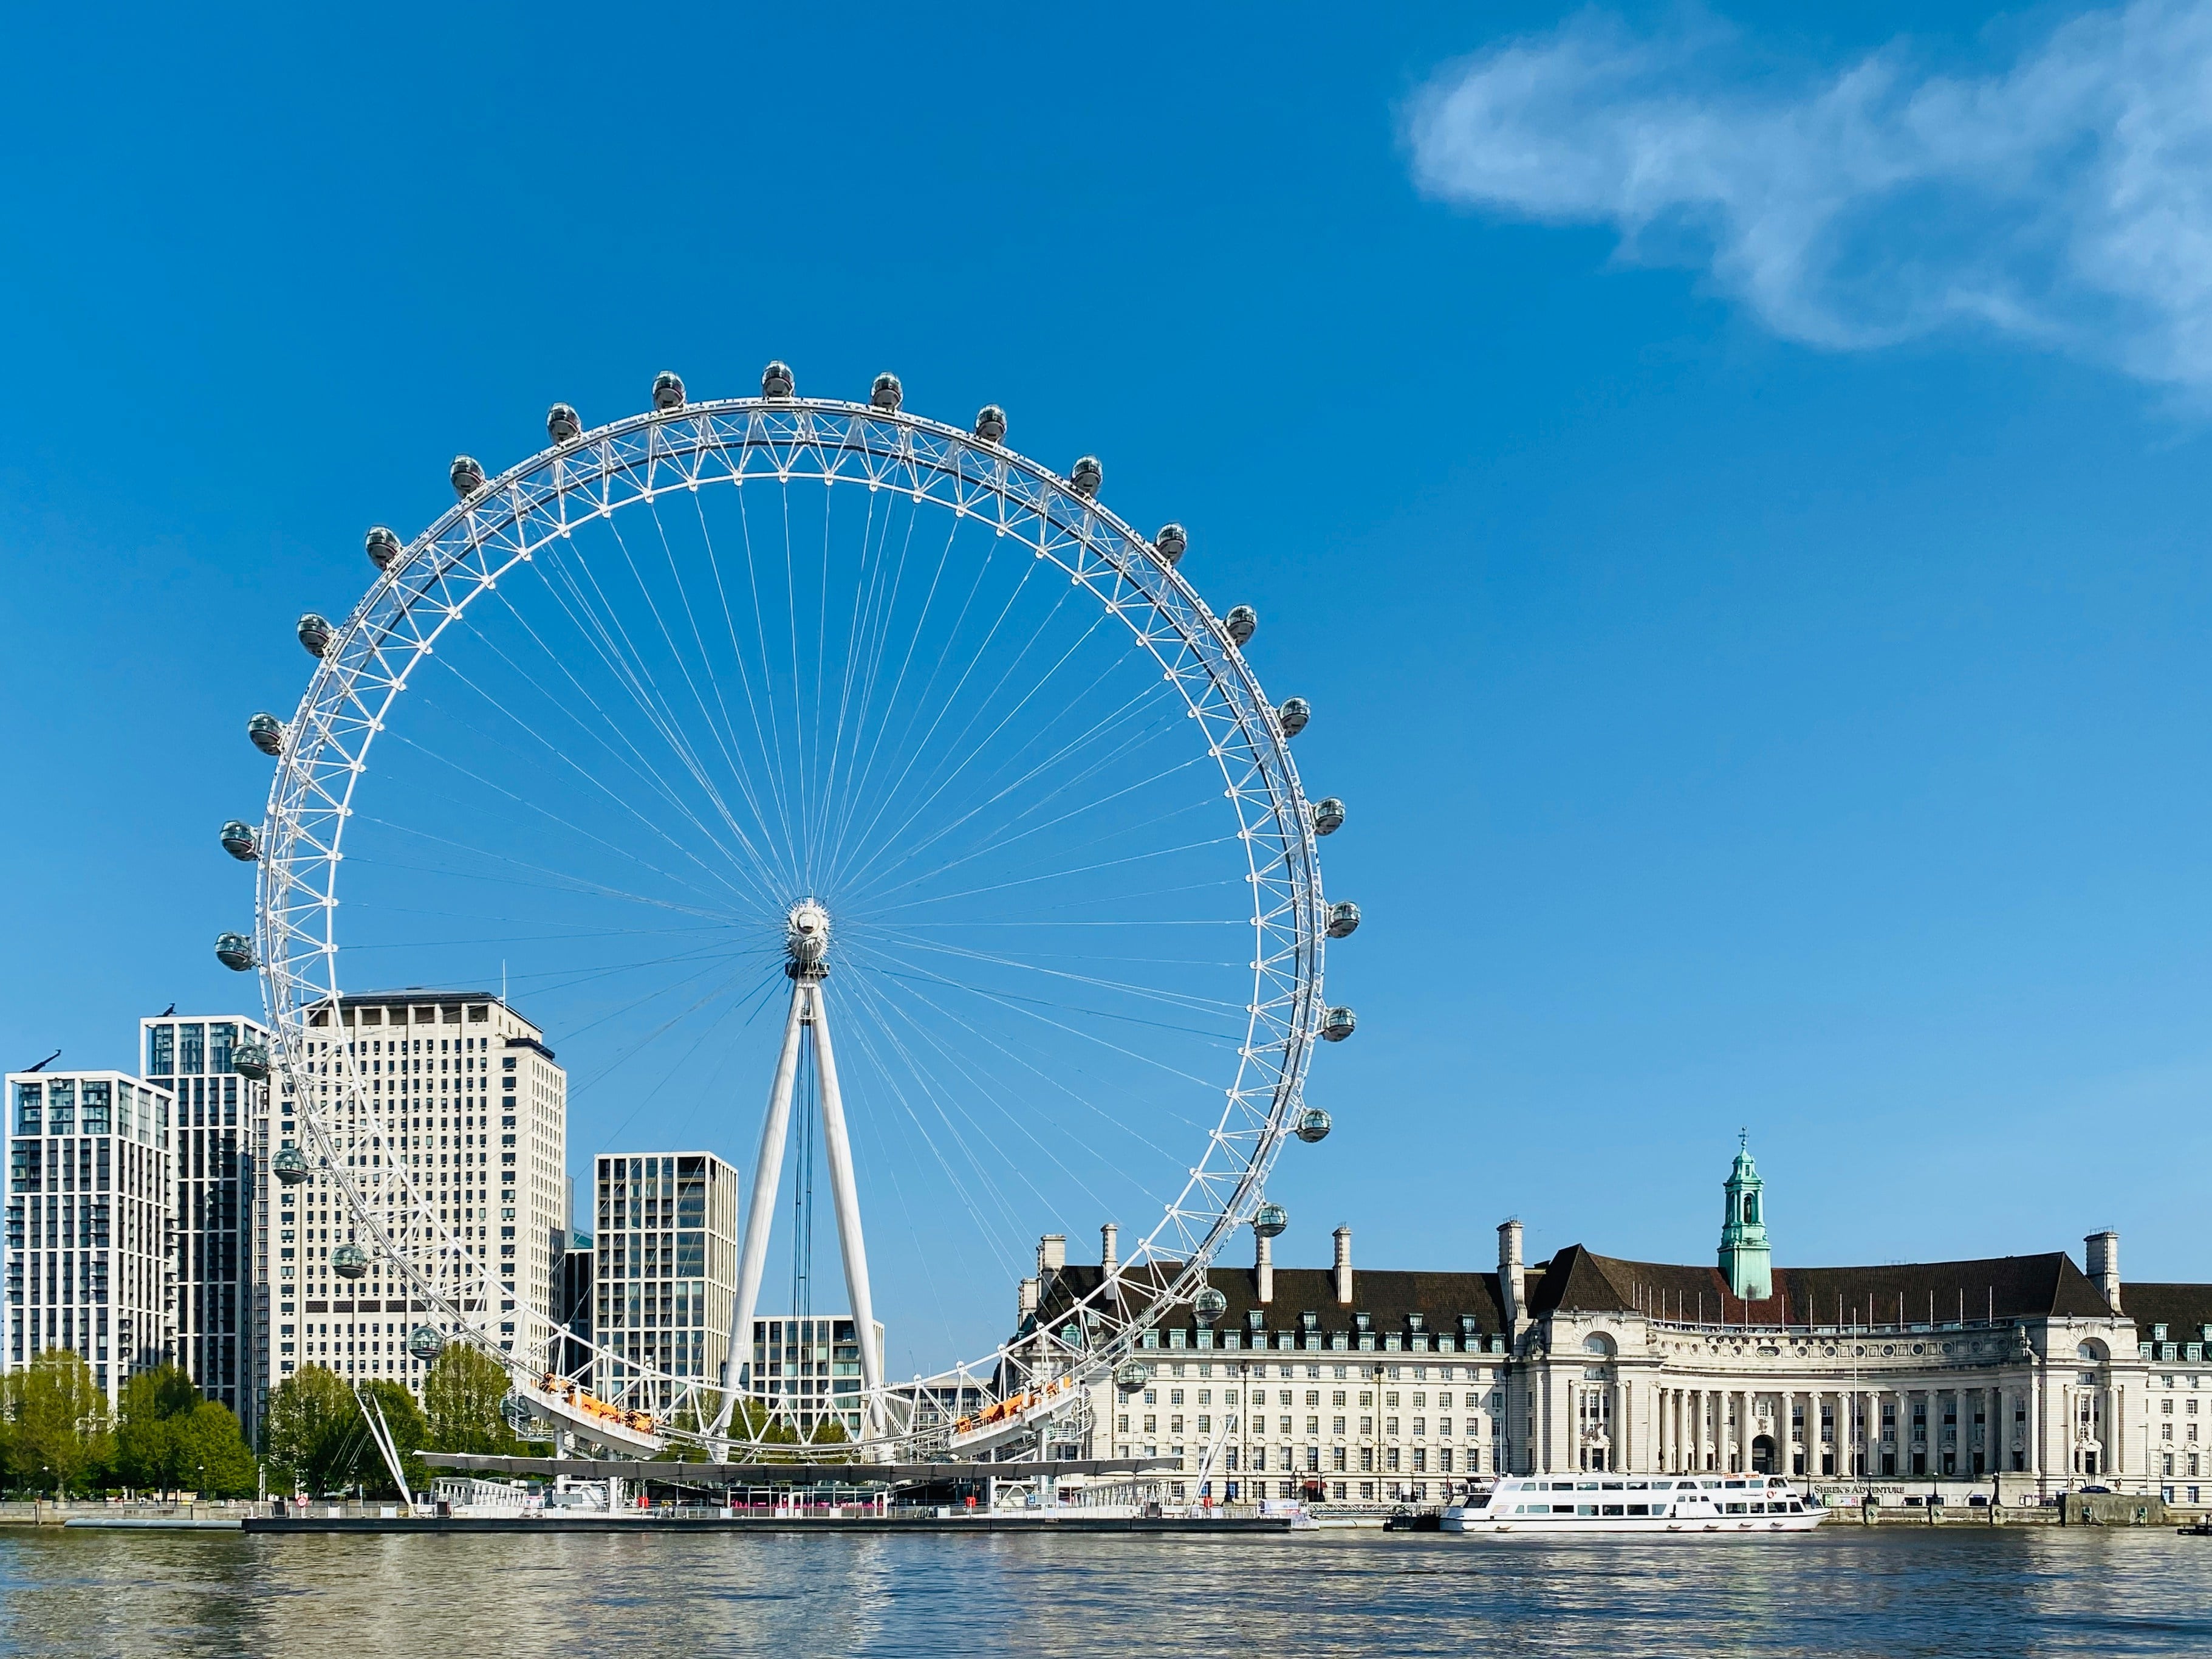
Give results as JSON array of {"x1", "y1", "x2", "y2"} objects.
[{"x1": 180, "y1": 1025, "x2": 205, "y2": 1075}]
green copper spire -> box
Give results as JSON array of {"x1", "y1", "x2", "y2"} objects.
[{"x1": 1718, "y1": 1130, "x2": 1773, "y2": 1300}]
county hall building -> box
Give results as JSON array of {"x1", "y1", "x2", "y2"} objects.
[{"x1": 1020, "y1": 1144, "x2": 2208, "y2": 1505}]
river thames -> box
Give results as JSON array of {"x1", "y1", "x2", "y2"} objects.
[{"x1": 4, "y1": 1525, "x2": 2211, "y2": 1657}]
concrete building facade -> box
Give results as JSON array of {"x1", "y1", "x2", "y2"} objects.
[
  {"x1": 1020, "y1": 1147, "x2": 2180, "y2": 1506},
  {"x1": 4, "y1": 1070, "x2": 174, "y2": 1408},
  {"x1": 269, "y1": 992, "x2": 565, "y2": 1400}
]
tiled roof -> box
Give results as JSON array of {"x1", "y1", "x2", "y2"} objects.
[
  {"x1": 1033, "y1": 1262, "x2": 1507, "y2": 1339},
  {"x1": 1030, "y1": 1242, "x2": 2121, "y2": 1338},
  {"x1": 1536, "y1": 1246, "x2": 2116, "y2": 1324},
  {"x1": 2123, "y1": 1283, "x2": 2212, "y2": 1344}
]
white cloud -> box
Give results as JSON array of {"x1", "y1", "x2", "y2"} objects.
[{"x1": 1408, "y1": 2, "x2": 2212, "y2": 390}]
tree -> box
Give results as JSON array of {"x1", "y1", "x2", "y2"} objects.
[
  {"x1": 356, "y1": 1380, "x2": 430, "y2": 1497},
  {"x1": 422, "y1": 1345, "x2": 518, "y2": 1455},
  {"x1": 262, "y1": 1365, "x2": 363, "y2": 1496},
  {"x1": 114, "y1": 1364, "x2": 199, "y2": 1493},
  {"x1": 173, "y1": 1401, "x2": 258, "y2": 1499},
  {"x1": 4, "y1": 1350, "x2": 112, "y2": 1496}
]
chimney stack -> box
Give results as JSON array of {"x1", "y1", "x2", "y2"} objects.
[
  {"x1": 1100, "y1": 1221, "x2": 1119, "y2": 1277},
  {"x1": 1256, "y1": 1229, "x2": 1274, "y2": 1305},
  {"x1": 1498, "y1": 1218, "x2": 1527, "y2": 1335},
  {"x1": 1038, "y1": 1233, "x2": 1066, "y2": 1275},
  {"x1": 1333, "y1": 1225, "x2": 1354, "y2": 1305},
  {"x1": 1018, "y1": 1277, "x2": 1039, "y2": 1322},
  {"x1": 2086, "y1": 1229, "x2": 2121, "y2": 1314}
]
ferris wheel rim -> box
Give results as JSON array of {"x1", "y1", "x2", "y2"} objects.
[{"x1": 249, "y1": 386, "x2": 1332, "y2": 1451}]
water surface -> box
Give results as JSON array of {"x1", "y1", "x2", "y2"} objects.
[{"x1": 4, "y1": 1525, "x2": 2207, "y2": 1657}]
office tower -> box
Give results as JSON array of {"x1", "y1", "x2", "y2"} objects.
[{"x1": 266, "y1": 992, "x2": 565, "y2": 1396}]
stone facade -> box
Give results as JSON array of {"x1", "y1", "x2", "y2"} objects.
[{"x1": 1016, "y1": 1149, "x2": 2187, "y2": 1503}]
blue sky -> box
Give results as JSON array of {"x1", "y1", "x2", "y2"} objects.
[{"x1": 7, "y1": 1, "x2": 2212, "y2": 1344}]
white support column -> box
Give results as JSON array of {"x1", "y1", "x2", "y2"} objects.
[
  {"x1": 712, "y1": 978, "x2": 807, "y2": 1436},
  {"x1": 806, "y1": 978, "x2": 884, "y2": 1437}
]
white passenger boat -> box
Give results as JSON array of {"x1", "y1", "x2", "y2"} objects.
[{"x1": 1441, "y1": 1474, "x2": 1823, "y2": 1534}]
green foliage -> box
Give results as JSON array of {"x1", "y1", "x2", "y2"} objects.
[
  {"x1": 2, "y1": 1349, "x2": 112, "y2": 1496},
  {"x1": 262, "y1": 1365, "x2": 368, "y2": 1495},
  {"x1": 171, "y1": 1401, "x2": 258, "y2": 1498},
  {"x1": 114, "y1": 1364, "x2": 203, "y2": 1492},
  {"x1": 809, "y1": 1417, "x2": 851, "y2": 1445},
  {"x1": 262, "y1": 1366, "x2": 435, "y2": 1498},
  {"x1": 422, "y1": 1345, "x2": 518, "y2": 1456},
  {"x1": 357, "y1": 1379, "x2": 430, "y2": 1497}
]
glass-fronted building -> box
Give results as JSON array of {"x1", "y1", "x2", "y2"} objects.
[
  {"x1": 747, "y1": 1313, "x2": 887, "y2": 1438},
  {"x1": 140, "y1": 1014, "x2": 268, "y2": 1431},
  {"x1": 592, "y1": 1152, "x2": 738, "y2": 1415},
  {"x1": 4, "y1": 1070, "x2": 173, "y2": 1407}
]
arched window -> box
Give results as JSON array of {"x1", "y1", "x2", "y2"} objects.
[{"x1": 1744, "y1": 1194, "x2": 1759, "y2": 1224}]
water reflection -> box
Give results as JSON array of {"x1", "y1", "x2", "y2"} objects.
[{"x1": 5, "y1": 1527, "x2": 2212, "y2": 1658}]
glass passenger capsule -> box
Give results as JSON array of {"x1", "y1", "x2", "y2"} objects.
[
  {"x1": 450, "y1": 454, "x2": 485, "y2": 498},
  {"x1": 272, "y1": 1144, "x2": 310, "y2": 1184},
  {"x1": 248, "y1": 712, "x2": 286, "y2": 757},
  {"x1": 1326, "y1": 901, "x2": 1360, "y2": 939},
  {"x1": 547, "y1": 402, "x2": 583, "y2": 444},
  {"x1": 1114, "y1": 1361, "x2": 1150, "y2": 1391},
  {"x1": 1310, "y1": 797, "x2": 1345, "y2": 837},
  {"x1": 1070, "y1": 456, "x2": 1101, "y2": 497},
  {"x1": 296, "y1": 613, "x2": 332, "y2": 658},
  {"x1": 365, "y1": 525, "x2": 401, "y2": 570},
  {"x1": 1155, "y1": 523, "x2": 1187, "y2": 566},
  {"x1": 332, "y1": 1243, "x2": 369, "y2": 1280},
  {"x1": 1194, "y1": 1285, "x2": 1228, "y2": 1327},
  {"x1": 1321, "y1": 1007, "x2": 1357, "y2": 1042},
  {"x1": 870, "y1": 373, "x2": 902, "y2": 411},
  {"x1": 219, "y1": 820, "x2": 259, "y2": 861},
  {"x1": 232, "y1": 1042, "x2": 271, "y2": 1082},
  {"x1": 1224, "y1": 606, "x2": 1256, "y2": 647},
  {"x1": 214, "y1": 932, "x2": 256, "y2": 972},
  {"x1": 761, "y1": 360, "x2": 795, "y2": 397},
  {"x1": 652, "y1": 371, "x2": 685, "y2": 411},
  {"x1": 1278, "y1": 698, "x2": 1310, "y2": 737},
  {"x1": 974, "y1": 404, "x2": 1007, "y2": 443},
  {"x1": 1294, "y1": 1106, "x2": 1332, "y2": 1144},
  {"x1": 408, "y1": 1325, "x2": 445, "y2": 1362},
  {"x1": 1252, "y1": 1203, "x2": 1289, "y2": 1238}
]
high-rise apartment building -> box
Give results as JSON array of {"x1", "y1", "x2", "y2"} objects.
[
  {"x1": 4, "y1": 1070, "x2": 174, "y2": 1407},
  {"x1": 591, "y1": 1152, "x2": 738, "y2": 1413},
  {"x1": 140, "y1": 1013, "x2": 269, "y2": 1432},
  {"x1": 745, "y1": 1313, "x2": 886, "y2": 1438},
  {"x1": 265, "y1": 992, "x2": 565, "y2": 1398}
]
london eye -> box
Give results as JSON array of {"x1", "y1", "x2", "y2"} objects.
[{"x1": 219, "y1": 365, "x2": 1357, "y2": 1457}]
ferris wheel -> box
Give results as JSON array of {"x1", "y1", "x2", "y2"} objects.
[{"x1": 217, "y1": 364, "x2": 1358, "y2": 1455}]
